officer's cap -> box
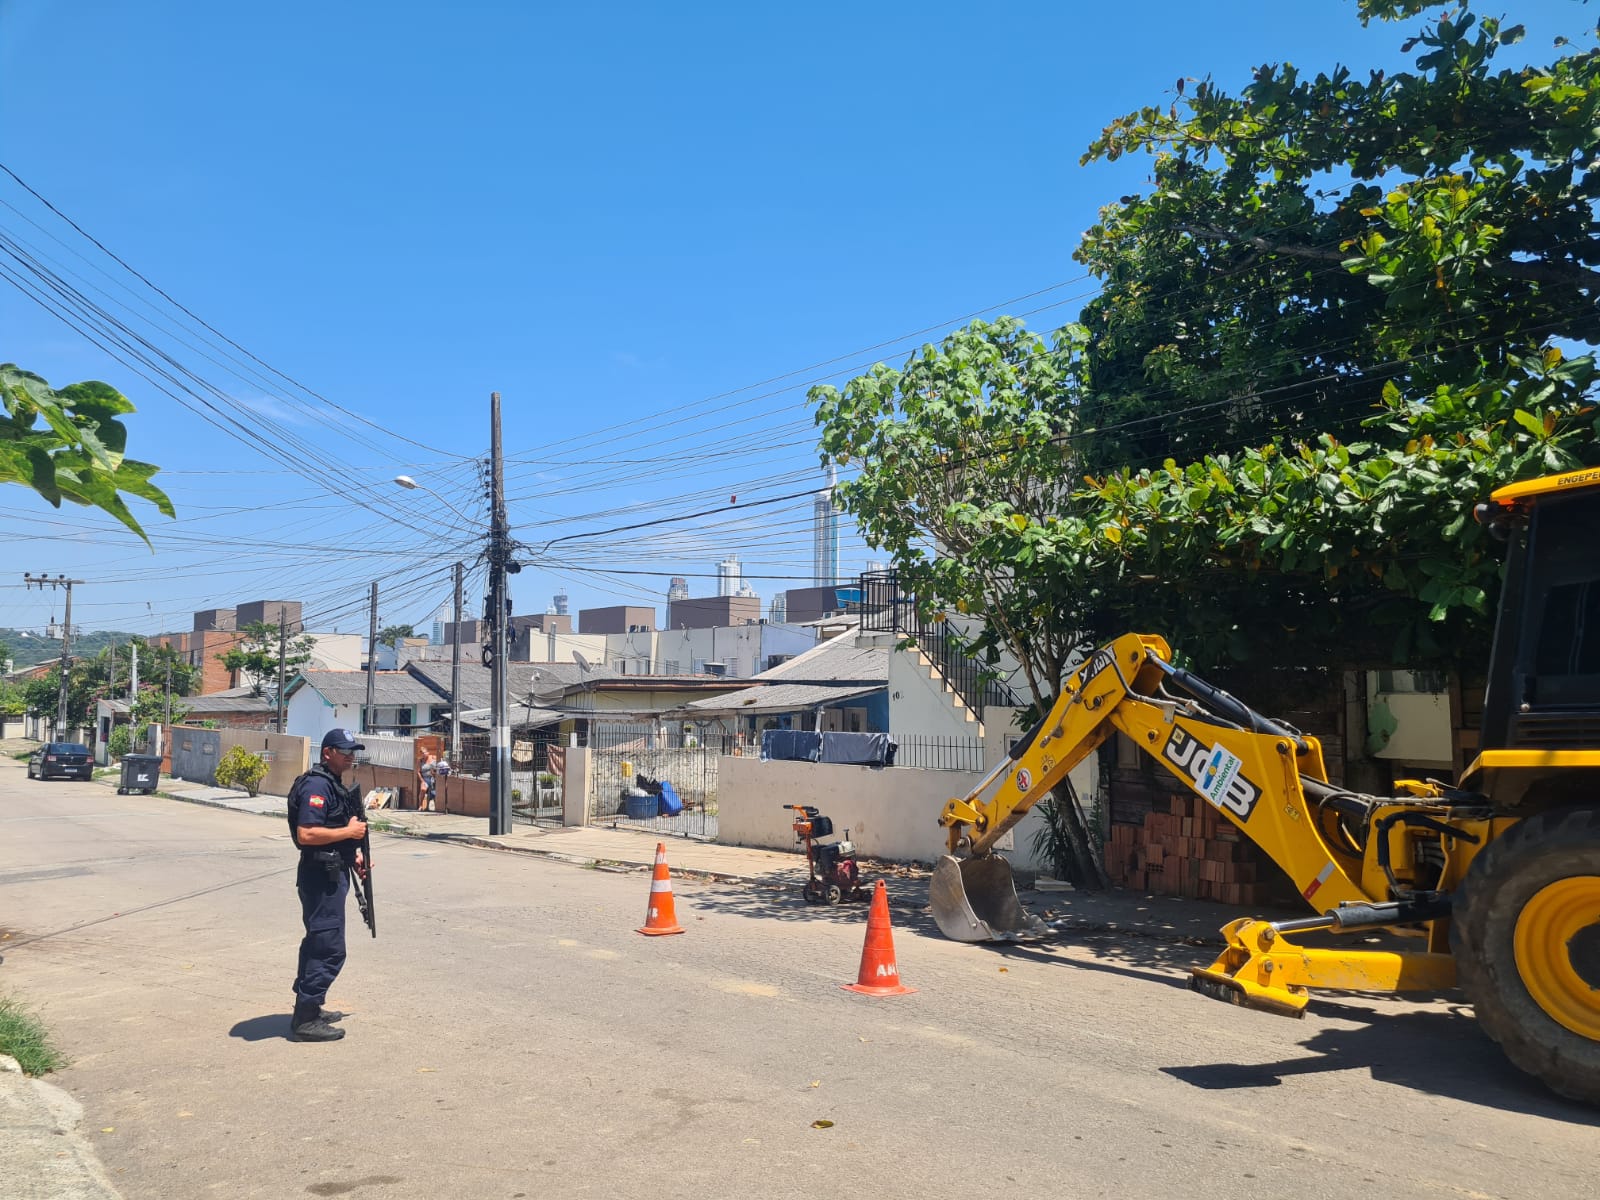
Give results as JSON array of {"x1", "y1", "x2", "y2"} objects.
[{"x1": 321, "y1": 728, "x2": 366, "y2": 752}]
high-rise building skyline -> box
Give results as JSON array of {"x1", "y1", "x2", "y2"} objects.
[{"x1": 813, "y1": 464, "x2": 839, "y2": 585}]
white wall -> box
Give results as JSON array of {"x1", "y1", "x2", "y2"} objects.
[
  {"x1": 886, "y1": 639, "x2": 980, "y2": 737},
  {"x1": 603, "y1": 629, "x2": 660, "y2": 673},
  {"x1": 759, "y1": 623, "x2": 819, "y2": 668},
  {"x1": 307, "y1": 632, "x2": 362, "y2": 672},
  {"x1": 716, "y1": 750, "x2": 1094, "y2": 873},
  {"x1": 286, "y1": 686, "x2": 356, "y2": 744},
  {"x1": 654, "y1": 625, "x2": 765, "y2": 677},
  {"x1": 1366, "y1": 677, "x2": 1453, "y2": 767},
  {"x1": 525, "y1": 631, "x2": 609, "y2": 669}
]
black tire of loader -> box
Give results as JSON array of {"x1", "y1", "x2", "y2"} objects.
[{"x1": 1450, "y1": 805, "x2": 1600, "y2": 1106}]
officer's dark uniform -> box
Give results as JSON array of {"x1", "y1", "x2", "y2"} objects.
[{"x1": 287, "y1": 761, "x2": 358, "y2": 1028}]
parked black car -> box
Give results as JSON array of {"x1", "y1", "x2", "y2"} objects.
[{"x1": 27, "y1": 742, "x2": 93, "y2": 781}]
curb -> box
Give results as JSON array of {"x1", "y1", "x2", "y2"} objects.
[{"x1": 0, "y1": 1055, "x2": 124, "y2": 1200}]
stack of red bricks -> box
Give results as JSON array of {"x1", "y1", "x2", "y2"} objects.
[{"x1": 1103, "y1": 791, "x2": 1270, "y2": 905}]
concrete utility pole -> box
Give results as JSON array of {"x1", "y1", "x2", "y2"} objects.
[
  {"x1": 23, "y1": 573, "x2": 84, "y2": 739},
  {"x1": 451, "y1": 560, "x2": 463, "y2": 769},
  {"x1": 276, "y1": 614, "x2": 288, "y2": 734},
  {"x1": 365, "y1": 581, "x2": 379, "y2": 734},
  {"x1": 486, "y1": 392, "x2": 517, "y2": 836},
  {"x1": 130, "y1": 640, "x2": 139, "y2": 695}
]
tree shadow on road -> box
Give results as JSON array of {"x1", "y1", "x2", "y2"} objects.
[
  {"x1": 228, "y1": 1015, "x2": 290, "y2": 1042},
  {"x1": 1160, "y1": 1003, "x2": 1600, "y2": 1126},
  {"x1": 686, "y1": 877, "x2": 946, "y2": 937}
]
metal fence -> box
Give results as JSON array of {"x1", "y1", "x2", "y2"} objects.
[
  {"x1": 511, "y1": 768, "x2": 564, "y2": 828},
  {"x1": 587, "y1": 723, "x2": 727, "y2": 840},
  {"x1": 358, "y1": 733, "x2": 416, "y2": 770},
  {"x1": 859, "y1": 569, "x2": 1019, "y2": 717},
  {"x1": 892, "y1": 733, "x2": 988, "y2": 772}
]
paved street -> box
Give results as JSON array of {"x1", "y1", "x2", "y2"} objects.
[{"x1": 2, "y1": 761, "x2": 1596, "y2": 1200}]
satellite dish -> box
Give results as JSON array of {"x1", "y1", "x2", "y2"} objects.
[{"x1": 572, "y1": 650, "x2": 592, "y2": 675}]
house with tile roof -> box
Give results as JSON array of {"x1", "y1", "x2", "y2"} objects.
[{"x1": 282, "y1": 669, "x2": 448, "y2": 744}]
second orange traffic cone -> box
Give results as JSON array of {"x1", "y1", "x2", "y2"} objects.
[
  {"x1": 842, "y1": 880, "x2": 914, "y2": 996},
  {"x1": 637, "y1": 843, "x2": 685, "y2": 936}
]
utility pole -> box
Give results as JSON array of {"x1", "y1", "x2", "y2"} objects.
[
  {"x1": 276, "y1": 614, "x2": 288, "y2": 734},
  {"x1": 164, "y1": 661, "x2": 173, "y2": 725},
  {"x1": 365, "y1": 581, "x2": 379, "y2": 734},
  {"x1": 451, "y1": 561, "x2": 463, "y2": 769},
  {"x1": 24, "y1": 573, "x2": 84, "y2": 739},
  {"x1": 486, "y1": 392, "x2": 516, "y2": 835},
  {"x1": 130, "y1": 640, "x2": 139, "y2": 695}
]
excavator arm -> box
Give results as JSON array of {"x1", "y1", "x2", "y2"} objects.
[{"x1": 931, "y1": 632, "x2": 1378, "y2": 940}]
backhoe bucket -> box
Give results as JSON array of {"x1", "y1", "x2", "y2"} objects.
[{"x1": 930, "y1": 855, "x2": 1048, "y2": 943}]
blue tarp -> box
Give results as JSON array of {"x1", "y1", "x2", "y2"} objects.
[
  {"x1": 658, "y1": 779, "x2": 684, "y2": 816},
  {"x1": 820, "y1": 731, "x2": 897, "y2": 767},
  {"x1": 760, "y1": 729, "x2": 822, "y2": 762}
]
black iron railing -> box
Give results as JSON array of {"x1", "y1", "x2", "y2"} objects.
[{"x1": 859, "y1": 570, "x2": 1018, "y2": 717}]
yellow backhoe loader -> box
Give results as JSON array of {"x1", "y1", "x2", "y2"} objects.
[{"x1": 931, "y1": 467, "x2": 1600, "y2": 1104}]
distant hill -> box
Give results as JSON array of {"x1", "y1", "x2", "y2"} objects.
[{"x1": 1, "y1": 628, "x2": 147, "y2": 670}]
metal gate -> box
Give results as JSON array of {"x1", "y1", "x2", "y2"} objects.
[
  {"x1": 586, "y1": 723, "x2": 725, "y2": 840},
  {"x1": 511, "y1": 768, "x2": 563, "y2": 828}
]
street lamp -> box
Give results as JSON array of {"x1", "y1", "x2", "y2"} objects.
[
  {"x1": 393, "y1": 475, "x2": 484, "y2": 530},
  {"x1": 391, "y1": 475, "x2": 474, "y2": 808}
]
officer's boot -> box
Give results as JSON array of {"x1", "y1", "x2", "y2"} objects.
[{"x1": 290, "y1": 1004, "x2": 345, "y2": 1042}]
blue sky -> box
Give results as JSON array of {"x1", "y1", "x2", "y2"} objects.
[{"x1": 0, "y1": 1, "x2": 1591, "y2": 645}]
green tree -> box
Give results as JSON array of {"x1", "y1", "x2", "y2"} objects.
[
  {"x1": 1067, "y1": 0, "x2": 1599, "y2": 663},
  {"x1": 130, "y1": 685, "x2": 189, "y2": 745},
  {"x1": 221, "y1": 621, "x2": 316, "y2": 696},
  {"x1": 20, "y1": 662, "x2": 98, "y2": 727},
  {"x1": 814, "y1": 1, "x2": 1599, "y2": 685},
  {"x1": 81, "y1": 641, "x2": 201, "y2": 704},
  {"x1": 1, "y1": 365, "x2": 173, "y2": 544},
  {"x1": 811, "y1": 319, "x2": 1102, "y2": 707},
  {"x1": 377, "y1": 624, "x2": 415, "y2": 649}
]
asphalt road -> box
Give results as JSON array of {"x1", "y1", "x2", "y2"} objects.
[{"x1": 2, "y1": 763, "x2": 1596, "y2": 1200}]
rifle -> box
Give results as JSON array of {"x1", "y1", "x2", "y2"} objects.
[{"x1": 349, "y1": 784, "x2": 376, "y2": 938}]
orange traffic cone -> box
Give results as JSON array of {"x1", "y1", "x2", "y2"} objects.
[
  {"x1": 637, "y1": 843, "x2": 685, "y2": 936},
  {"x1": 842, "y1": 880, "x2": 915, "y2": 996}
]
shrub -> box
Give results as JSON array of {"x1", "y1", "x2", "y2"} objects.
[
  {"x1": 107, "y1": 725, "x2": 133, "y2": 760},
  {"x1": 214, "y1": 745, "x2": 268, "y2": 794}
]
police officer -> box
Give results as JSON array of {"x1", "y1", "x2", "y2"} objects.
[{"x1": 287, "y1": 728, "x2": 368, "y2": 1042}]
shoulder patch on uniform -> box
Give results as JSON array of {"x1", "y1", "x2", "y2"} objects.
[{"x1": 309, "y1": 795, "x2": 326, "y2": 808}]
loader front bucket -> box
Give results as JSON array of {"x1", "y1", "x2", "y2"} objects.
[{"x1": 930, "y1": 854, "x2": 1048, "y2": 943}]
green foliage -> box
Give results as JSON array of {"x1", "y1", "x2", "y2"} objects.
[
  {"x1": 0, "y1": 678, "x2": 23, "y2": 717},
  {"x1": 214, "y1": 745, "x2": 268, "y2": 793},
  {"x1": 81, "y1": 641, "x2": 201, "y2": 704},
  {"x1": 20, "y1": 662, "x2": 98, "y2": 725},
  {"x1": 107, "y1": 724, "x2": 132, "y2": 759},
  {"x1": 0, "y1": 992, "x2": 67, "y2": 1076},
  {"x1": 0, "y1": 364, "x2": 173, "y2": 544},
  {"x1": 130, "y1": 685, "x2": 189, "y2": 745},
  {"x1": 377, "y1": 624, "x2": 415, "y2": 648},
  {"x1": 810, "y1": 318, "x2": 1101, "y2": 707},
  {"x1": 0, "y1": 627, "x2": 150, "y2": 671},
  {"x1": 814, "y1": 2, "x2": 1600, "y2": 684},
  {"x1": 1027, "y1": 793, "x2": 1078, "y2": 882},
  {"x1": 221, "y1": 621, "x2": 316, "y2": 696}
]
